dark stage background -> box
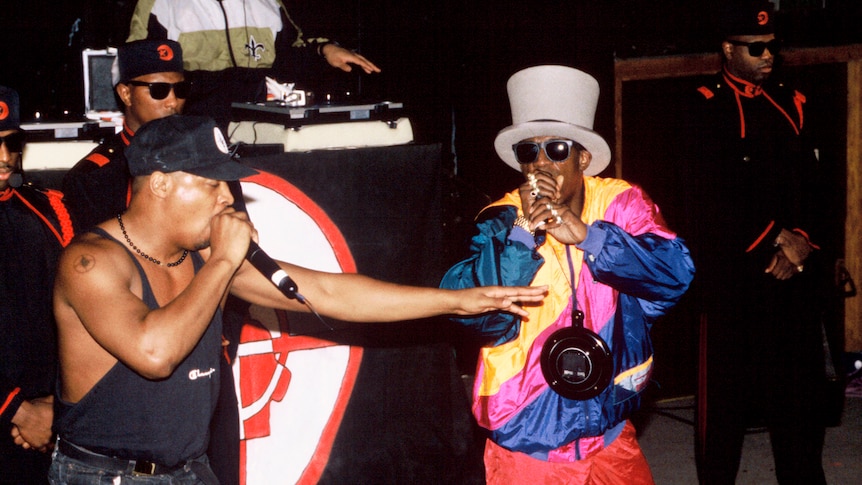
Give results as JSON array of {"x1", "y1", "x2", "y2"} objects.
[{"x1": 4, "y1": 0, "x2": 860, "y2": 401}]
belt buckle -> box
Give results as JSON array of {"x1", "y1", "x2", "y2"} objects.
[{"x1": 133, "y1": 460, "x2": 157, "y2": 475}]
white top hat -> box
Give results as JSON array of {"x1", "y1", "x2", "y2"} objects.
[{"x1": 494, "y1": 65, "x2": 611, "y2": 176}]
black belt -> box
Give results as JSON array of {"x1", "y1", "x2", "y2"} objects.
[{"x1": 57, "y1": 438, "x2": 188, "y2": 476}]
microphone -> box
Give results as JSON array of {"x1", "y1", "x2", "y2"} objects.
[
  {"x1": 246, "y1": 241, "x2": 301, "y2": 300},
  {"x1": 533, "y1": 194, "x2": 547, "y2": 243}
]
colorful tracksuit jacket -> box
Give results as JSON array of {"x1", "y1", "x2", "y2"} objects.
[{"x1": 441, "y1": 177, "x2": 694, "y2": 461}]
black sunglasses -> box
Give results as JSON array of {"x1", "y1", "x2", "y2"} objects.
[
  {"x1": 513, "y1": 139, "x2": 580, "y2": 164},
  {"x1": 0, "y1": 131, "x2": 25, "y2": 152},
  {"x1": 727, "y1": 39, "x2": 781, "y2": 57},
  {"x1": 126, "y1": 80, "x2": 191, "y2": 100}
]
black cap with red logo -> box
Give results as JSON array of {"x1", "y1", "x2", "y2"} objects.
[
  {"x1": 116, "y1": 39, "x2": 184, "y2": 84},
  {"x1": 0, "y1": 86, "x2": 20, "y2": 132},
  {"x1": 719, "y1": 1, "x2": 776, "y2": 37}
]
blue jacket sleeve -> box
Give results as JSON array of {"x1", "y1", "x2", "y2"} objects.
[
  {"x1": 578, "y1": 220, "x2": 695, "y2": 319},
  {"x1": 440, "y1": 206, "x2": 543, "y2": 345}
]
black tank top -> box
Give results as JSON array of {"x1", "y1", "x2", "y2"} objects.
[{"x1": 55, "y1": 227, "x2": 223, "y2": 467}]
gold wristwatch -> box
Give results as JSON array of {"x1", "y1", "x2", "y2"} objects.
[{"x1": 513, "y1": 215, "x2": 533, "y2": 235}]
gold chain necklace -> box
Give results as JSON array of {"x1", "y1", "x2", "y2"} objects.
[{"x1": 117, "y1": 213, "x2": 188, "y2": 267}]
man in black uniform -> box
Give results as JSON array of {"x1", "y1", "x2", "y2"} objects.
[
  {"x1": 0, "y1": 86, "x2": 74, "y2": 484},
  {"x1": 62, "y1": 39, "x2": 186, "y2": 234},
  {"x1": 682, "y1": 2, "x2": 834, "y2": 484}
]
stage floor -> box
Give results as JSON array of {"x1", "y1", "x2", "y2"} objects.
[{"x1": 638, "y1": 389, "x2": 862, "y2": 484}]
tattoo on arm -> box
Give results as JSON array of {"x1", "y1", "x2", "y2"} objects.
[{"x1": 74, "y1": 254, "x2": 96, "y2": 273}]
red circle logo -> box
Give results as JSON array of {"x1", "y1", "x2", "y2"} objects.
[
  {"x1": 157, "y1": 44, "x2": 174, "y2": 61},
  {"x1": 757, "y1": 11, "x2": 769, "y2": 26},
  {"x1": 0, "y1": 101, "x2": 8, "y2": 121},
  {"x1": 236, "y1": 172, "x2": 361, "y2": 484}
]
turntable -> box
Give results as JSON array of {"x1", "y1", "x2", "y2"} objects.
[{"x1": 228, "y1": 100, "x2": 412, "y2": 151}]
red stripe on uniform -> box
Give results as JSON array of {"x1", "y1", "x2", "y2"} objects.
[
  {"x1": 86, "y1": 153, "x2": 111, "y2": 167},
  {"x1": 746, "y1": 220, "x2": 775, "y2": 252},
  {"x1": 0, "y1": 388, "x2": 21, "y2": 416}
]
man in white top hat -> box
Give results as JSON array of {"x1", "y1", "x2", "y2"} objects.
[{"x1": 441, "y1": 65, "x2": 694, "y2": 483}]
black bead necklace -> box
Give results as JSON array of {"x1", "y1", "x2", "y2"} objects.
[{"x1": 117, "y1": 213, "x2": 188, "y2": 267}]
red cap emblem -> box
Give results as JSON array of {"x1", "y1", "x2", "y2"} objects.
[
  {"x1": 0, "y1": 101, "x2": 8, "y2": 121},
  {"x1": 157, "y1": 44, "x2": 174, "y2": 62},
  {"x1": 757, "y1": 11, "x2": 769, "y2": 26}
]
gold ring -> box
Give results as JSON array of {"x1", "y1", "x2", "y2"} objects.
[
  {"x1": 545, "y1": 202, "x2": 553, "y2": 211},
  {"x1": 555, "y1": 216, "x2": 563, "y2": 224},
  {"x1": 550, "y1": 208, "x2": 559, "y2": 217}
]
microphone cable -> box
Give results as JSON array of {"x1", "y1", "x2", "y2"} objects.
[{"x1": 294, "y1": 293, "x2": 335, "y2": 332}]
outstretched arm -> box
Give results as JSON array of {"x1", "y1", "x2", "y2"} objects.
[{"x1": 229, "y1": 260, "x2": 545, "y2": 322}]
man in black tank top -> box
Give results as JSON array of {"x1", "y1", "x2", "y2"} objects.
[
  {"x1": 61, "y1": 38, "x2": 243, "y2": 485},
  {"x1": 50, "y1": 115, "x2": 547, "y2": 484}
]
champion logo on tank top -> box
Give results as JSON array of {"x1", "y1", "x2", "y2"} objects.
[{"x1": 188, "y1": 367, "x2": 216, "y2": 380}]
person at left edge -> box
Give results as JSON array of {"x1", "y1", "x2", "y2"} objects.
[{"x1": 0, "y1": 85, "x2": 75, "y2": 484}]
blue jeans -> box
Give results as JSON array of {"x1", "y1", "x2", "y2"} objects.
[{"x1": 48, "y1": 446, "x2": 216, "y2": 485}]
